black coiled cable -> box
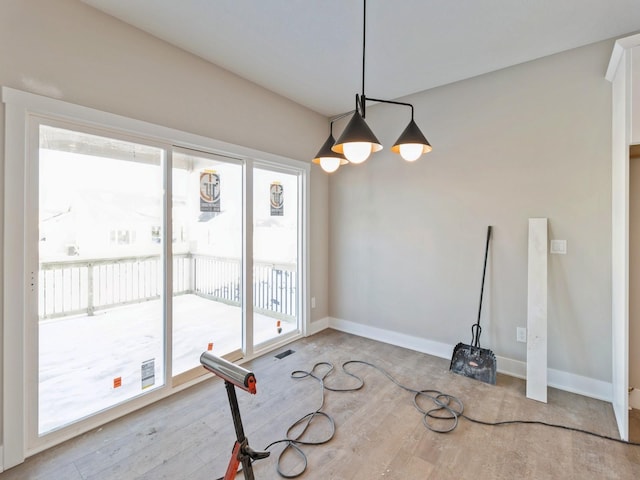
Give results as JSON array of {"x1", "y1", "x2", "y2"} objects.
[
  {"x1": 260, "y1": 360, "x2": 467, "y2": 477},
  {"x1": 262, "y1": 361, "x2": 359, "y2": 478},
  {"x1": 255, "y1": 360, "x2": 640, "y2": 478}
]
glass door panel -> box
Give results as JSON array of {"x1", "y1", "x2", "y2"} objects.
[
  {"x1": 171, "y1": 149, "x2": 243, "y2": 378},
  {"x1": 38, "y1": 124, "x2": 165, "y2": 435},
  {"x1": 252, "y1": 167, "x2": 300, "y2": 347}
]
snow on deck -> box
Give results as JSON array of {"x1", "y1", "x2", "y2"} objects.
[{"x1": 38, "y1": 294, "x2": 295, "y2": 433}]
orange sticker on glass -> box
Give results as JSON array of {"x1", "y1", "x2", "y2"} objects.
[
  {"x1": 207, "y1": 342, "x2": 213, "y2": 351},
  {"x1": 113, "y1": 377, "x2": 122, "y2": 388}
]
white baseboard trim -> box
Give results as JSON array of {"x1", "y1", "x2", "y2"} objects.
[
  {"x1": 307, "y1": 317, "x2": 329, "y2": 336},
  {"x1": 630, "y1": 388, "x2": 640, "y2": 409},
  {"x1": 329, "y1": 317, "x2": 452, "y2": 359},
  {"x1": 547, "y1": 367, "x2": 612, "y2": 402},
  {"x1": 495, "y1": 355, "x2": 526, "y2": 379},
  {"x1": 324, "y1": 317, "x2": 613, "y2": 403}
]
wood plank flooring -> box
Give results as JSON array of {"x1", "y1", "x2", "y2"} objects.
[
  {"x1": 631, "y1": 408, "x2": 640, "y2": 443},
  {"x1": 2, "y1": 329, "x2": 639, "y2": 479}
]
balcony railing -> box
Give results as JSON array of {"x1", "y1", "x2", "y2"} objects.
[{"x1": 38, "y1": 253, "x2": 297, "y2": 321}]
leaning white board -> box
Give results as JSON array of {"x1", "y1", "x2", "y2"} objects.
[{"x1": 527, "y1": 218, "x2": 548, "y2": 403}]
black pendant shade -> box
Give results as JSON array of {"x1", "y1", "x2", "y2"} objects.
[
  {"x1": 311, "y1": 133, "x2": 348, "y2": 173},
  {"x1": 391, "y1": 118, "x2": 432, "y2": 156},
  {"x1": 331, "y1": 110, "x2": 383, "y2": 156}
]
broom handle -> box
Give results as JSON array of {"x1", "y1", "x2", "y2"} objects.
[{"x1": 473, "y1": 226, "x2": 492, "y2": 348}]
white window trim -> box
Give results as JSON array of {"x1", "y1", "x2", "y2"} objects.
[{"x1": 2, "y1": 86, "x2": 310, "y2": 467}]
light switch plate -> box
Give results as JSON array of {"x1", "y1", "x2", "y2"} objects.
[
  {"x1": 550, "y1": 239, "x2": 567, "y2": 254},
  {"x1": 517, "y1": 327, "x2": 527, "y2": 343}
]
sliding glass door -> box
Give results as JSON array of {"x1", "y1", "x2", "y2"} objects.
[
  {"x1": 13, "y1": 106, "x2": 306, "y2": 454},
  {"x1": 171, "y1": 149, "x2": 243, "y2": 380},
  {"x1": 253, "y1": 166, "x2": 301, "y2": 348},
  {"x1": 37, "y1": 123, "x2": 166, "y2": 434}
]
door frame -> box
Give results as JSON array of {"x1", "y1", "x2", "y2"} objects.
[
  {"x1": 250, "y1": 160, "x2": 307, "y2": 355},
  {"x1": 606, "y1": 33, "x2": 640, "y2": 441},
  {"x1": 27, "y1": 115, "x2": 175, "y2": 450},
  {"x1": 2, "y1": 87, "x2": 310, "y2": 467}
]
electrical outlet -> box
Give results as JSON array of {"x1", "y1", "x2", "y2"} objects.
[{"x1": 517, "y1": 327, "x2": 527, "y2": 343}]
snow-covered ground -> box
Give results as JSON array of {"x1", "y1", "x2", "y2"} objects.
[{"x1": 38, "y1": 294, "x2": 295, "y2": 434}]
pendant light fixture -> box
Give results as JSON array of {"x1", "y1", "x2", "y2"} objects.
[
  {"x1": 313, "y1": 0, "x2": 432, "y2": 172},
  {"x1": 331, "y1": 107, "x2": 382, "y2": 164},
  {"x1": 312, "y1": 118, "x2": 349, "y2": 173},
  {"x1": 391, "y1": 116, "x2": 433, "y2": 162}
]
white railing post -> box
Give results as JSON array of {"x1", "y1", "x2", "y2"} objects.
[{"x1": 87, "y1": 262, "x2": 94, "y2": 316}]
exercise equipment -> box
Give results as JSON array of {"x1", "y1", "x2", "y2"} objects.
[{"x1": 200, "y1": 351, "x2": 269, "y2": 479}]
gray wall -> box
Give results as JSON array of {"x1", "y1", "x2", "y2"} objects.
[
  {"x1": 0, "y1": 0, "x2": 330, "y2": 458},
  {"x1": 329, "y1": 39, "x2": 614, "y2": 382}
]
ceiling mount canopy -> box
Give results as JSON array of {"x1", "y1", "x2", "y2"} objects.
[{"x1": 313, "y1": 0, "x2": 432, "y2": 173}]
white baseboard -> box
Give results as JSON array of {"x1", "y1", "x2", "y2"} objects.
[
  {"x1": 495, "y1": 355, "x2": 526, "y2": 379},
  {"x1": 631, "y1": 388, "x2": 640, "y2": 409},
  {"x1": 329, "y1": 317, "x2": 452, "y2": 359},
  {"x1": 307, "y1": 317, "x2": 329, "y2": 336},
  {"x1": 323, "y1": 317, "x2": 613, "y2": 402},
  {"x1": 547, "y1": 367, "x2": 612, "y2": 402}
]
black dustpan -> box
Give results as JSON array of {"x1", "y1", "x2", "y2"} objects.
[{"x1": 449, "y1": 226, "x2": 497, "y2": 385}]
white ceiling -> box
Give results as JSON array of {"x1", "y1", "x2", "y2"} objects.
[{"x1": 81, "y1": 0, "x2": 640, "y2": 117}]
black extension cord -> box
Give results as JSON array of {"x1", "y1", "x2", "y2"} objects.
[{"x1": 245, "y1": 360, "x2": 640, "y2": 478}]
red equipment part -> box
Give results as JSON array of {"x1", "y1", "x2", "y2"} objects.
[{"x1": 200, "y1": 352, "x2": 269, "y2": 479}]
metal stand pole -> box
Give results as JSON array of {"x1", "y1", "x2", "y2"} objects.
[
  {"x1": 224, "y1": 380, "x2": 255, "y2": 479},
  {"x1": 222, "y1": 381, "x2": 269, "y2": 480}
]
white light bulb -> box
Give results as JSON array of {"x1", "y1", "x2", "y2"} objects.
[
  {"x1": 399, "y1": 144, "x2": 423, "y2": 162},
  {"x1": 343, "y1": 142, "x2": 373, "y2": 164},
  {"x1": 319, "y1": 157, "x2": 341, "y2": 173}
]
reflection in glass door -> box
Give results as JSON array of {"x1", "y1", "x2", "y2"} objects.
[
  {"x1": 37, "y1": 124, "x2": 165, "y2": 435},
  {"x1": 253, "y1": 167, "x2": 300, "y2": 347},
  {"x1": 171, "y1": 149, "x2": 243, "y2": 379}
]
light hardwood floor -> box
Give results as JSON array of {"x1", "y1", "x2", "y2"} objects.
[{"x1": 2, "y1": 329, "x2": 639, "y2": 479}]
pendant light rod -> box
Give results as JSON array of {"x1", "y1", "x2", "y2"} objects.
[
  {"x1": 358, "y1": 1, "x2": 415, "y2": 121},
  {"x1": 330, "y1": 110, "x2": 356, "y2": 132},
  {"x1": 365, "y1": 97, "x2": 415, "y2": 120},
  {"x1": 361, "y1": 0, "x2": 367, "y2": 117}
]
